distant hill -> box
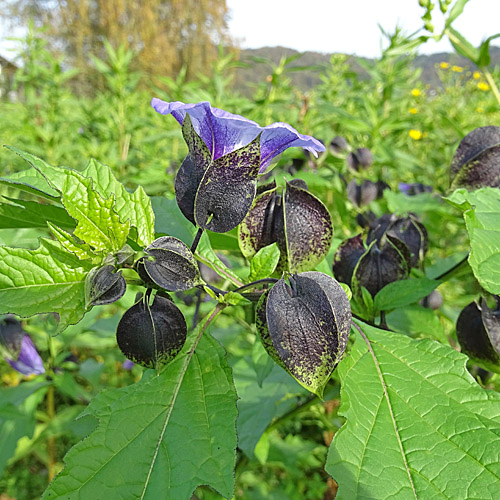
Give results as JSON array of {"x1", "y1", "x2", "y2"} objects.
[{"x1": 232, "y1": 45, "x2": 500, "y2": 93}]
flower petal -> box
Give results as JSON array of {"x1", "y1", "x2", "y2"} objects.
[
  {"x1": 151, "y1": 99, "x2": 325, "y2": 172},
  {"x1": 7, "y1": 335, "x2": 45, "y2": 376}
]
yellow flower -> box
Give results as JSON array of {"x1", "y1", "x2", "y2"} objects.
[
  {"x1": 476, "y1": 107, "x2": 484, "y2": 113},
  {"x1": 473, "y1": 71, "x2": 481, "y2": 80},
  {"x1": 409, "y1": 129, "x2": 422, "y2": 140},
  {"x1": 409, "y1": 107, "x2": 418, "y2": 114},
  {"x1": 2, "y1": 372, "x2": 20, "y2": 387},
  {"x1": 439, "y1": 62, "x2": 450, "y2": 69},
  {"x1": 451, "y1": 65, "x2": 463, "y2": 73},
  {"x1": 411, "y1": 88, "x2": 421, "y2": 97},
  {"x1": 478, "y1": 81, "x2": 490, "y2": 91}
]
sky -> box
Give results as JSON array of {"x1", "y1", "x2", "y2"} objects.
[
  {"x1": 227, "y1": 0, "x2": 500, "y2": 58},
  {"x1": 1, "y1": 0, "x2": 498, "y2": 61}
]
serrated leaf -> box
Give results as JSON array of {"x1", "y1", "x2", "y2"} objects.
[
  {"x1": 248, "y1": 243, "x2": 280, "y2": 281},
  {"x1": 47, "y1": 223, "x2": 99, "y2": 262},
  {"x1": 82, "y1": 159, "x2": 155, "y2": 247},
  {"x1": 2, "y1": 147, "x2": 61, "y2": 200},
  {"x1": 373, "y1": 278, "x2": 441, "y2": 314},
  {"x1": 326, "y1": 321, "x2": 500, "y2": 499},
  {"x1": 59, "y1": 171, "x2": 129, "y2": 253},
  {"x1": 0, "y1": 239, "x2": 93, "y2": 331},
  {"x1": 6, "y1": 148, "x2": 154, "y2": 248},
  {"x1": 43, "y1": 308, "x2": 237, "y2": 500},
  {"x1": 447, "y1": 188, "x2": 500, "y2": 294}
]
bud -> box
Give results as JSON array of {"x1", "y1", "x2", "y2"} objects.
[
  {"x1": 346, "y1": 147, "x2": 373, "y2": 172},
  {"x1": 367, "y1": 214, "x2": 428, "y2": 268},
  {"x1": 239, "y1": 181, "x2": 332, "y2": 273},
  {"x1": 137, "y1": 236, "x2": 203, "y2": 291},
  {"x1": 85, "y1": 265, "x2": 126, "y2": 308},
  {"x1": 116, "y1": 292, "x2": 187, "y2": 369},
  {"x1": 350, "y1": 235, "x2": 411, "y2": 298},
  {"x1": 256, "y1": 272, "x2": 351, "y2": 396},
  {"x1": 450, "y1": 126, "x2": 500, "y2": 189},
  {"x1": 329, "y1": 136, "x2": 350, "y2": 156},
  {"x1": 0, "y1": 316, "x2": 45, "y2": 376}
]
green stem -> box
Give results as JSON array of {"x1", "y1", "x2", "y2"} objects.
[
  {"x1": 482, "y1": 68, "x2": 500, "y2": 108},
  {"x1": 46, "y1": 384, "x2": 56, "y2": 482}
]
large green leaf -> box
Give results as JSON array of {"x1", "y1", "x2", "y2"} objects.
[
  {"x1": 6, "y1": 147, "x2": 155, "y2": 248},
  {"x1": 43, "y1": 308, "x2": 238, "y2": 500},
  {"x1": 326, "y1": 321, "x2": 500, "y2": 499},
  {"x1": 447, "y1": 188, "x2": 500, "y2": 294},
  {"x1": 0, "y1": 239, "x2": 93, "y2": 331}
]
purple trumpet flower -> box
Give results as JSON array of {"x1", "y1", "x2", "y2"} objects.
[
  {"x1": 0, "y1": 317, "x2": 45, "y2": 376},
  {"x1": 151, "y1": 99, "x2": 325, "y2": 173}
]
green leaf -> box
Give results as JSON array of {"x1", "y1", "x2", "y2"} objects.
[
  {"x1": 61, "y1": 171, "x2": 130, "y2": 253},
  {"x1": 445, "y1": 0, "x2": 471, "y2": 27},
  {"x1": 0, "y1": 198, "x2": 74, "y2": 229},
  {"x1": 233, "y1": 356, "x2": 304, "y2": 458},
  {"x1": 6, "y1": 148, "x2": 154, "y2": 248},
  {"x1": 0, "y1": 239, "x2": 93, "y2": 331},
  {"x1": 386, "y1": 305, "x2": 447, "y2": 343},
  {"x1": 248, "y1": 243, "x2": 280, "y2": 281},
  {"x1": 81, "y1": 159, "x2": 155, "y2": 247},
  {"x1": 47, "y1": 222, "x2": 99, "y2": 262},
  {"x1": 43, "y1": 309, "x2": 238, "y2": 500},
  {"x1": 326, "y1": 321, "x2": 500, "y2": 499},
  {"x1": 477, "y1": 33, "x2": 500, "y2": 67},
  {"x1": 0, "y1": 382, "x2": 49, "y2": 477},
  {"x1": 373, "y1": 278, "x2": 441, "y2": 314},
  {"x1": 446, "y1": 26, "x2": 480, "y2": 63},
  {"x1": 447, "y1": 188, "x2": 500, "y2": 294}
]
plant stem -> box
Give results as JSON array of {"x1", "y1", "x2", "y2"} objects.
[
  {"x1": 46, "y1": 384, "x2": 56, "y2": 482},
  {"x1": 483, "y1": 68, "x2": 500, "y2": 108},
  {"x1": 190, "y1": 227, "x2": 204, "y2": 254},
  {"x1": 434, "y1": 252, "x2": 469, "y2": 281},
  {"x1": 233, "y1": 278, "x2": 279, "y2": 293}
]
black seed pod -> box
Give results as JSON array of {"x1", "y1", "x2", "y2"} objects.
[
  {"x1": 346, "y1": 147, "x2": 373, "y2": 172},
  {"x1": 347, "y1": 180, "x2": 379, "y2": 208},
  {"x1": 239, "y1": 181, "x2": 332, "y2": 273},
  {"x1": 352, "y1": 235, "x2": 411, "y2": 298},
  {"x1": 332, "y1": 234, "x2": 366, "y2": 286},
  {"x1": 329, "y1": 136, "x2": 350, "y2": 156},
  {"x1": 456, "y1": 298, "x2": 500, "y2": 369},
  {"x1": 116, "y1": 292, "x2": 187, "y2": 369},
  {"x1": 367, "y1": 214, "x2": 428, "y2": 268},
  {"x1": 450, "y1": 126, "x2": 500, "y2": 189},
  {"x1": 256, "y1": 271, "x2": 351, "y2": 396},
  {"x1": 139, "y1": 236, "x2": 203, "y2": 291},
  {"x1": 85, "y1": 265, "x2": 126, "y2": 308},
  {"x1": 420, "y1": 290, "x2": 443, "y2": 310}
]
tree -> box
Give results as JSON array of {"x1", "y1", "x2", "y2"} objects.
[{"x1": 0, "y1": 0, "x2": 231, "y2": 85}]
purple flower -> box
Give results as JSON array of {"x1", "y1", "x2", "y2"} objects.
[
  {"x1": 122, "y1": 359, "x2": 135, "y2": 370},
  {"x1": 1, "y1": 317, "x2": 45, "y2": 376},
  {"x1": 151, "y1": 99, "x2": 325, "y2": 173}
]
